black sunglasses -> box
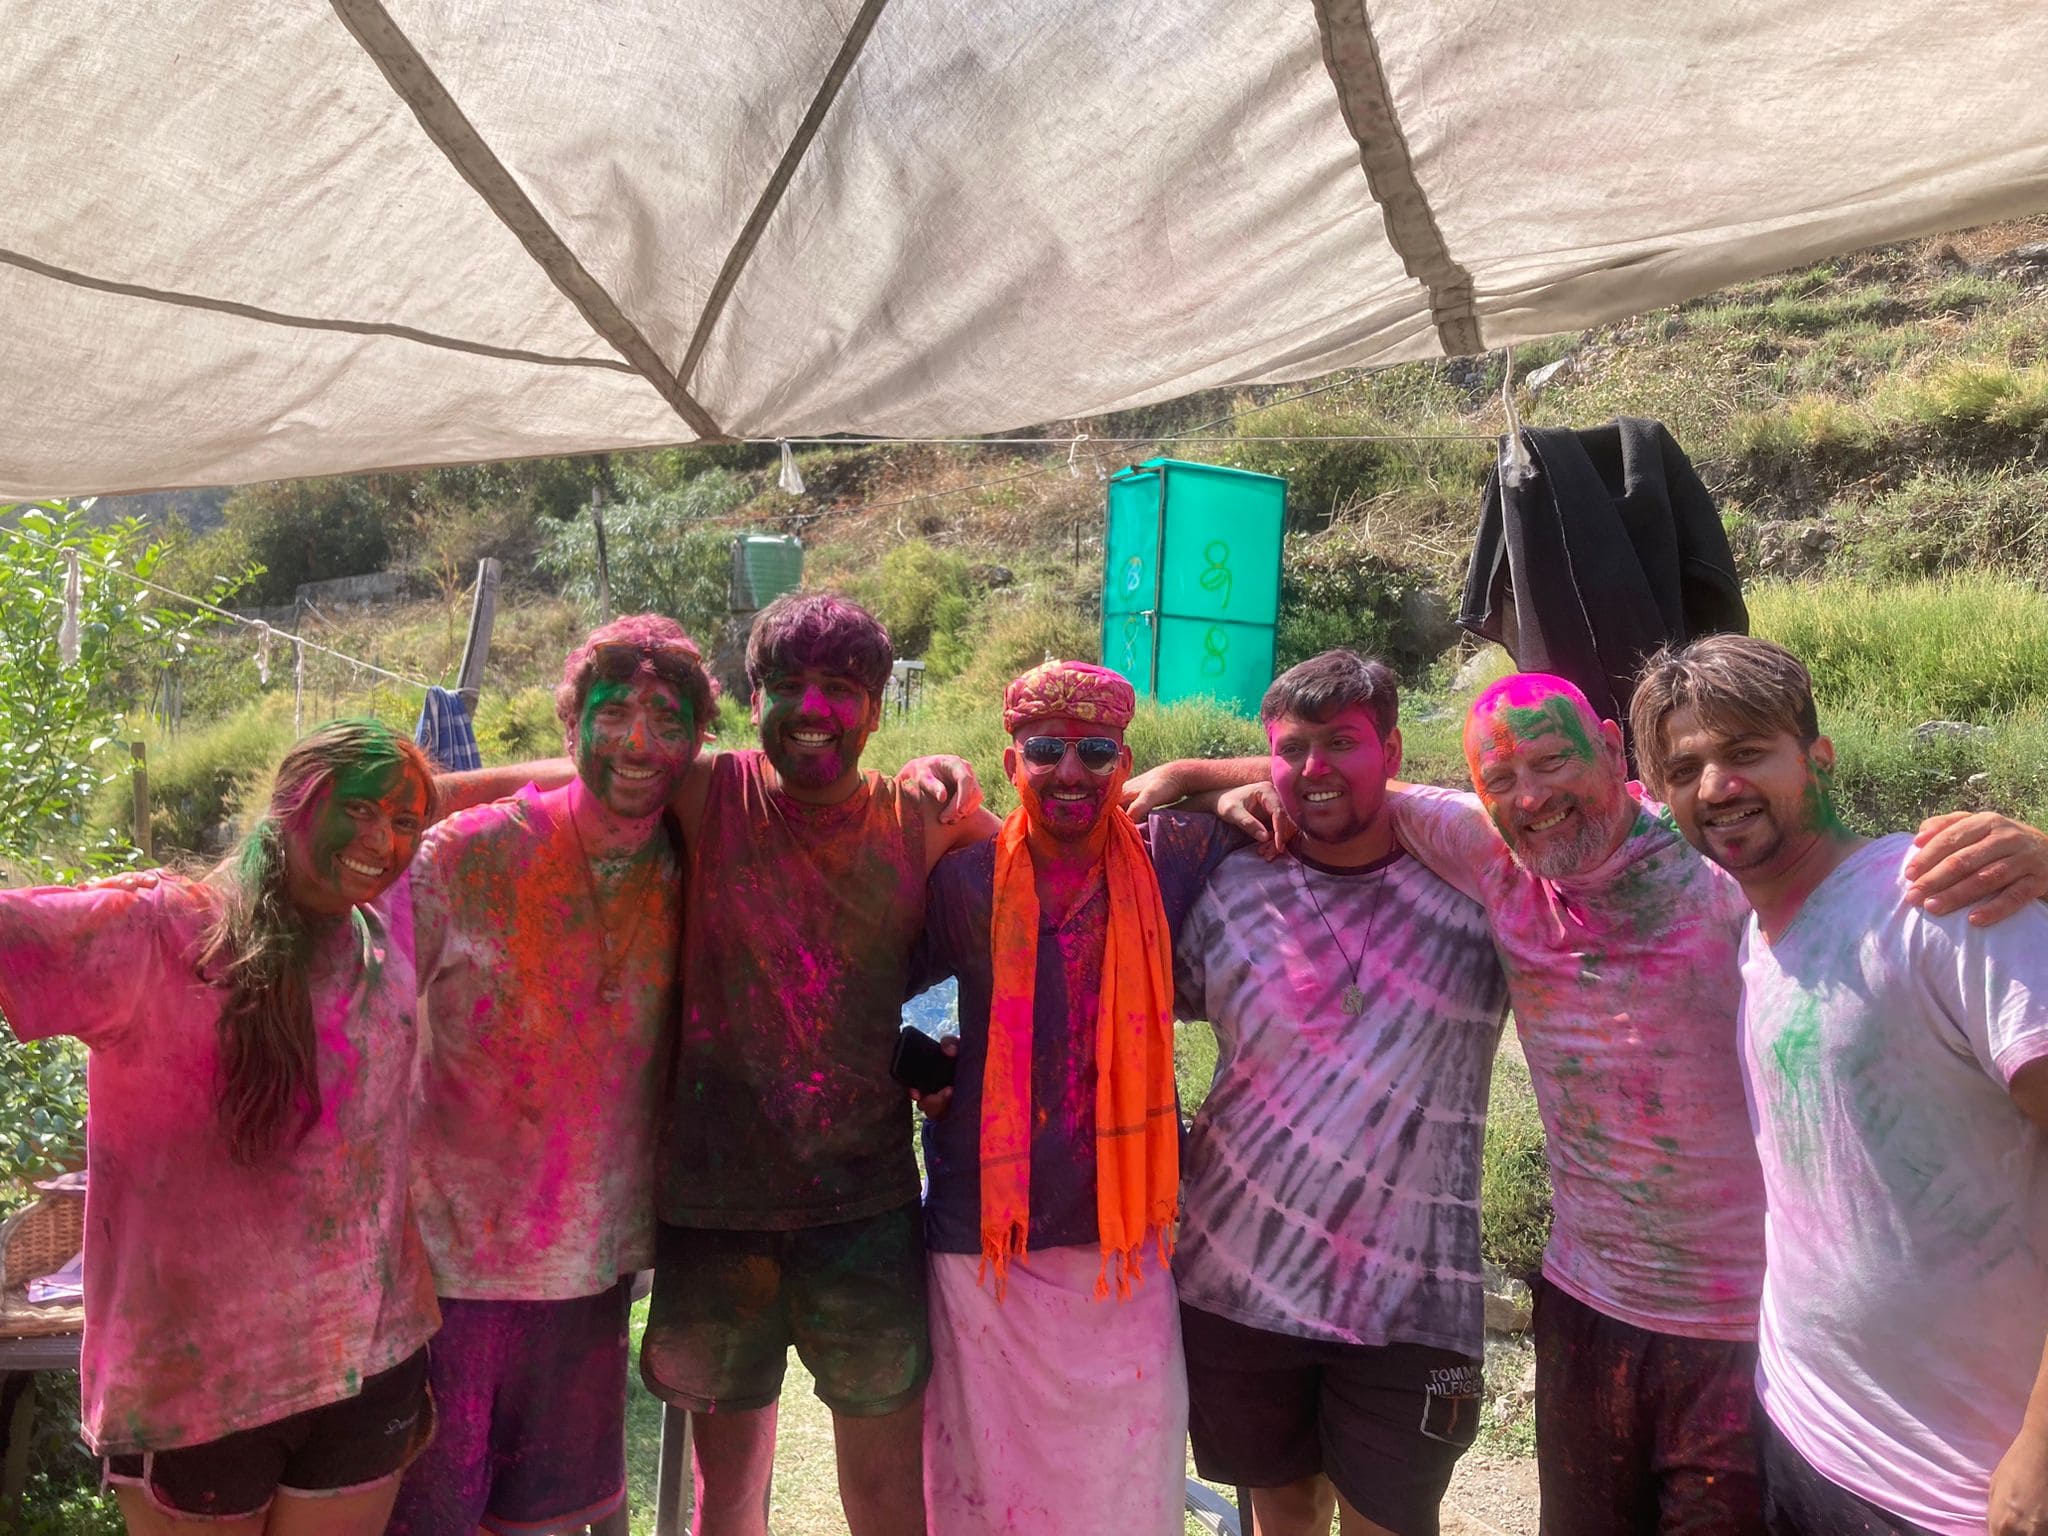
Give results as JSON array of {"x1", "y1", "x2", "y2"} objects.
[
  {"x1": 591, "y1": 640, "x2": 703, "y2": 686},
  {"x1": 1019, "y1": 735, "x2": 1122, "y2": 774}
]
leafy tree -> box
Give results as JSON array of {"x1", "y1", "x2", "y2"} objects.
[
  {"x1": 0, "y1": 501, "x2": 246, "y2": 1183},
  {"x1": 218, "y1": 476, "x2": 396, "y2": 603},
  {"x1": 536, "y1": 472, "x2": 749, "y2": 641}
]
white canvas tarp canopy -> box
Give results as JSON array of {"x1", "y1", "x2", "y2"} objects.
[{"x1": 7, "y1": 0, "x2": 2048, "y2": 498}]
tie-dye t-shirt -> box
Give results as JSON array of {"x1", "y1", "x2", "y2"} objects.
[
  {"x1": 915, "y1": 812, "x2": 1237, "y2": 1254},
  {"x1": 1392, "y1": 784, "x2": 1764, "y2": 1340},
  {"x1": 1740, "y1": 834, "x2": 2048, "y2": 1536},
  {"x1": 1173, "y1": 845, "x2": 1508, "y2": 1354},
  {"x1": 662, "y1": 750, "x2": 929, "y2": 1229},
  {"x1": 409, "y1": 785, "x2": 682, "y2": 1299},
  {"x1": 0, "y1": 876, "x2": 437, "y2": 1455}
]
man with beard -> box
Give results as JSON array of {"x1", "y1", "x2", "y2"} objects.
[
  {"x1": 1173, "y1": 649, "x2": 1508, "y2": 1536},
  {"x1": 391, "y1": 616, "x2": 710, "y2": 1536},
  {"x1": 1137, "y1": 668, "x2": 2048, "y2": 1536},
  {"x1": 435, "y1": 591, "x2": 998, "y2": 1536},
  {"x1": 910, "y1": 660, "x2": 1236, "y2": 1534},
  {"x1": 1631, "y1": 636, "x2": 2048, "y2": 1536}
]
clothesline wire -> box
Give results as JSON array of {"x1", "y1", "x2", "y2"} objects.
[{"x1": 5, "y1": 521, "x2": 434, "y2": 693}]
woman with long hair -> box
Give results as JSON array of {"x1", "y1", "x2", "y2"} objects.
[{"x1": 0, "y1": 718, "x2": 441, "y2": 1536}]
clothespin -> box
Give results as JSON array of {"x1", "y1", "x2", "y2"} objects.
[
  {"x1": 778, "y1": 440, "x2": 806, "y2": 496},
  {"x1": 1499, "y1": 346, "x2": 1534, "y2": 484},
  {"x1": 254, "y1": 621, "x2": 272, "y2": 685},
  {"x1": 1067, "y1": 433, "x2": 1089, "y2": 479},
  {"x1": 57, "y1": 549, "x2": 82, "y2": 668}
]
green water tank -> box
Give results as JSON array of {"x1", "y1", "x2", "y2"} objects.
[
  {"x1": 731, "y1": 534, "x2": 804, "y2": 612},
  {"x1": 1100, "y1": 459, "x2": 1285, "y2": 715}
]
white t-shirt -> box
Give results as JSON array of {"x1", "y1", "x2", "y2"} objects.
[
  {"x1": 1740, "y1": 835, "x2": 2048, "y2": 1535},
  {"x1": 1173, "y1": 845, "x2": 1508, "y2": 1355},
  {"x1": 1392, "y1": 785, "x2": 1764, "y2": 1340}
]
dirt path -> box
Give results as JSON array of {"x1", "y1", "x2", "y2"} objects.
[{"x1": 1445, "y1": 1454, "x2": 1540, "y2": 1536}]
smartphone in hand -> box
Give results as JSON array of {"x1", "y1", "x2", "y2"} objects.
[{"x1": 890, "y1": 1027, "x2": 956, "y2": 1095}]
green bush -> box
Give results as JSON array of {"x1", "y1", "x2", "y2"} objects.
[
  {"x1": 219, "y1": 477, "x2": 399, "y2": 605},
  {"x1": 473, "y1": 685, "x2": 566, "y2": 766},
  {"x1": 1481, "y1": 1045, "x2": 1552, "y2": 1284},
  {"x1": 90, "y1": 702, "x2": 294, "y2": 859},
  {"x1": 844, "y1": 540, "x2": 977, "y2": 663},
  {"x1": 1277, "y1": 527, "x2": 1456, "y2": 680},
  {"x1": 1835, "y1": 467, "x2": 2048, "y2": 580},
  {"x1": 537, "y1": 472, "x2": 748, "y2": 638}
]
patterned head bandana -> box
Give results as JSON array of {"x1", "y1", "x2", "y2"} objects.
[{"x1": 1002, "y1": 661, "x2": 1136, "y2": 735}]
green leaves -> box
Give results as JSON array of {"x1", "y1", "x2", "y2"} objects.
[{"x1": 0, "y1": 500, "x2": 245, "y2": 880}]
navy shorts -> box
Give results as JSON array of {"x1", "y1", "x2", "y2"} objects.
[
  {"x1": 104, "y1": 1348, "x2": 433, "y2": 1521},
  {"x1": 1182, "y1": 1302, "x2": 1481, "y2": 1536},
  {"x1": 386, "y1": 1278, "x2": 633, "y2": 1536},
  {"x1": 640, "y1": 1204, "x2": 930, "y2": 1417}
]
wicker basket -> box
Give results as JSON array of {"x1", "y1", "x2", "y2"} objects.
[{"x1": 0, "y1": 1192, "x2": 85, "y2": 1292}]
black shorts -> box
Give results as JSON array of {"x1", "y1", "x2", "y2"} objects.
[
  {"x1": 1181, "y1": 1302, "x2": 1481, "y2": 1536},
  {"x1": 640, "y1": 1204, "x2": 930, "y2": 1418},
  {"x1": 105, "y1": 1348, "x2": 433, "y2": 1521}
]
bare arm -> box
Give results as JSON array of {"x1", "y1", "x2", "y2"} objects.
[
  {"x1": 434, "y1": 758, "x2": 572, "y2": 819},
  {"x1": 1123, "y1": 755, "x2": 1270, "y2": 817}
]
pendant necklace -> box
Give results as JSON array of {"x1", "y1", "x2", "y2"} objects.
[
  {"x1": 567, "y1": 804, "x2": 655, "y2": 1005},
  {"x1": 1291, "y1": 856, "x2": 1388, "y2": 1017}
]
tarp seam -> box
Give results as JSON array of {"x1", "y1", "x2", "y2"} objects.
[
  {"x1": 678, "y1": 0, "x2": 893, "y2": 390},
  {"x1": 327, "y1": 0, "x2": 727, "y2": 438},
  {"x1": 1312, "y1": 0, "x2": 1483, "y2": 356},
  {"x1": 0, "y1": 246, "x2": 641, "y2": 374}
]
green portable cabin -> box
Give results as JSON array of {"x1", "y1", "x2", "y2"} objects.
[
  {"x1": 1100, "y1": 459, "x2": 1285, "y2": 716},
  {"x1": 730, "y1": 534, "x2": 804, "y2": 613}
]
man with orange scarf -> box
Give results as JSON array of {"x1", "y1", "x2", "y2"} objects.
[{"x1": 910, "y1": 661, "x2": 1236, "y2": 1534}]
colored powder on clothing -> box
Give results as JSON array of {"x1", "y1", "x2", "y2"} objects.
[
  {"x1": 1741, "y1": 834, "x2": 2048, "y2": 1533},
  {"x1": 0, "y1": 876, "x2": 437, "y2": 1454},
  {"x1": 410, "y1": 784, "x2": 681, "y2": 1298},
  {"x1": 661, "y1": 750, "x2": 929, "y2": 1228},
  {"x1": 1391, "y1": 784, "x2": 1766, "y2": 1341}
]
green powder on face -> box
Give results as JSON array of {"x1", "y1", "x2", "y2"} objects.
[
  {"x1": 1499, "y1": 697, "x2": 1597, "y2": 763},
  {"x1": 1799, "y1": 760, "x2": 1851, "y2": 838}
]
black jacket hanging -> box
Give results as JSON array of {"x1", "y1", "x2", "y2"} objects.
[{"x1": 1459, "y1": 417, "x2": 1747, "y2": 767}]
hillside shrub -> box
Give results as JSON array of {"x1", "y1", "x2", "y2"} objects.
[
  {"x1": 220, "y1": 477, "x2": 398, "y2": 604},
  {"x1": 1277, "y1": 527, "x2": 1457, "y2": 681},
  {"x1": 844, "y1": 541, "x2": 976, "y2": 663},
  {"x1": 473, "y1": 685, "x2": 565, "y2": 766},
  {"x1": 1836, "y1": 466, "x2": 2048, "y2": 579},
  {"x1": 89, "y1": 702, "x2": 294, "y2": 858},
  {"x1": 537, "y1": 472, "x2": 748, "y2": 636}
]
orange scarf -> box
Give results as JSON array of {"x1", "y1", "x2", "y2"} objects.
[{"x1": 980, "y1": 782, "x2": 1179, "y2": 1301}]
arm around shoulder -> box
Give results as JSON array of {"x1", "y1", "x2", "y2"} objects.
[{"x1": 434, "y1": 757, "x2": 573, "y2": 819}]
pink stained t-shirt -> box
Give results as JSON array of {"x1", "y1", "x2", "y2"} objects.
[
  {"x1": 1392, "y1": 784, "x2": 1764, "y2": 1340},
  {"x1": 0, "y1": 875, "x2": 438, "y2": 1455},
  {"x1": 409, "y1": 786, "x2": 681, "y2": 1299},
  {"x1": 1741, "y1": 834, "x2": 2048, "y2": 1536}
]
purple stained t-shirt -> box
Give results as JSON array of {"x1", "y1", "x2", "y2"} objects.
[
  {"x1": 1391, "y1": 784, "x2": 1765, "y2": 1340},
  {"x1": 914, "y1": 812, "x2": 1236, "y2": 1254}
]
